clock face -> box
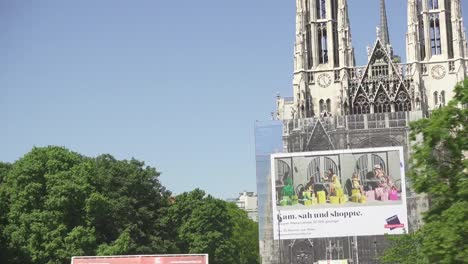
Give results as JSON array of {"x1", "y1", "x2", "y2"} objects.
[
  {"x1": 431, "y1": 65, "x2": 446, "y2": 80},
  {"x1": 317, "y1": 73, "x2": 332, "y2": 88}
]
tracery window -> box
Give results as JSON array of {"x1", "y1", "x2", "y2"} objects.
[
  {"x1": 374, "y1": 91, "x2": 391, "y2": 113},
  {"x1": 395, "y1": 92, "x2": 412, "y2": 112},
  {"x1": 430, "y1": 14, "x2": 442, "y2": 55},
  {"x1": 353, "y1": 94, "x2": 370, "y2": 114},
  {"x1": 318, "y1": 23, "x2": 328, "y2": 64},
  {"x1": 317, "y1": 0, "x2": 326, "y2": 19},
  {"x1": 429, "y1": 0, "x2": 439, "y2": 10},
  {"x1": 371, "y1": 65, "x2": 389, "y2": 77}
]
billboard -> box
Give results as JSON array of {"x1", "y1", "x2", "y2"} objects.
[
  {"x1": 71, "y1": 255, "x2": 208, "y2": 264},
  {"x1": 271, "y1": 147, "x2": 408, "y2": 240}
]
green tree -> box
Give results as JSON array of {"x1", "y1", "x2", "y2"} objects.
[
  {"x1": 0, "y1": 162, "x2": 12, "y2": 262},
  {"x1": 0, "y1": 146, "x2": 175, "y2": 264},
  {"x1": 382, "y1": 80, "x2": 468, "y2": 263},
  {"x1": 226, "y1": 202, "x2": 260, "y2": 264},
  {"x1": 168, "y1": 189, "x2": 259, "y2": 264}
]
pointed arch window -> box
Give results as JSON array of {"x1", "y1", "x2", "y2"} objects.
[
  {"x1": 440, "y1": 90, "x2": 445, "y2": 106},
  {"x1": 395, "y1": 92, "x2": 412, "y2": 112},
  {"x1": 319, "y1": 99, "x2": 325, "y2": 112},
  {"x1": 445, "y1": 0, "x2": 454, "y2": 58},
  {"x1": 317, "y1": 0, "x2": 326, "y2": 19},
  {"x1": 306, "y1": 25, "x2": 313, "y2": 69},
  {"x1": 430, "y1": 14, "x2": 442, "y2": 55},
  {"x1": 353, "y1": 94, "x2": 370, "y2": 115},
  {"x1": 418, "y1": 14, "x2": 426, "y2": 59},
  {"x1": 433, "y1": 91, "x2": 438, "y2": 106},
  {"x1": 326, "y1": 99, "x2": 331, "y2": 112},
  {"x1": 374, "y1": 91, "x2": 391, "y2": 113},
  {"x1": 429, "y1": 0, "x2": 439, "y2": 10},
  {"x1": 318, "y1": 23, "x2": 328, "y2": 64}
]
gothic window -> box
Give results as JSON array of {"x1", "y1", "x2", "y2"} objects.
[
  {"x1": 434, "y1": 91, "x2": 438, "y2": 105},
  {"x1": 371, "y1": 65, "x2": 389, "y2": 77},
  {"x1": 395, "y1": 92, "x2": 412, "y2": 112},
  {"x1": 430, "y1": 14, "x2": 442, "y2": 55},
  {"x1": 319, "y1": 99, "x2": 325, "y2": 112},
  {"x1": 326, "y1": 99, "x2": 331, "y2": 112},
  {"x1": 441, "y1": 90, "x2": 446, "y2": 106},
  {"x1": 317, "y1": 0, "x2": 326, "y2": 19},
  {"x1": 331, "y1": 0, "x2": 339, "y2": 67},
  {"x1": 429, "y1": 0, "x2": 439, "y2": 10},
  {"x1": 374, "y1": 91, "x2": 391, "y2": 113},
  {"x1": 445, "y1": 0, "x2": 454, "y2": 58},
  {"x1": 418, "y1": 14, "x2": 426, "y2": 59},
  {"x1": 318, "y1": 23, "x2": 328, "y2": 64},
  {"x1": 306, "y1": 25, "x2": 313, "y2": 68},
  {"x1": 353, "y1": 94, "x2": 370, "y2": 115},
  {"x1": 333, "y1": 24, "x2": 339, "y2": 66}
]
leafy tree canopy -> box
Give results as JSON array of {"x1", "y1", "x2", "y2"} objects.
[
  {"x1": 0, "y1": 147, "x2": 260, "y2": 264},
  {"x1": 168, "y1": 189, "x2": 259, "y2": 264},
  {"x1": 382, "y1": 79, "x2": 468, "y2": 263},
  {"x1": 0, "y1": 146, "x2": 174, "y2": 264}
]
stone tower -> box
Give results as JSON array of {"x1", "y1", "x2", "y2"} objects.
[
  {"x1": 292, "y1": 0, "x2": 355, "y2": 119},
  {"x1": 406, "y1": 0, "x2": 468, "y2": 112}
]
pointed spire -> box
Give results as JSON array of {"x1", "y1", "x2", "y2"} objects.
[{"x1": 380, "y1": 0, "x2": 390, "y2": 47}]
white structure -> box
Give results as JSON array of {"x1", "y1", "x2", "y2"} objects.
[
  {"x1": 234, "y1": 191, "x2": 258, "y2": 222},
  {"x1": 277, "y1": 0, "x2": 468, "y2": 120}
]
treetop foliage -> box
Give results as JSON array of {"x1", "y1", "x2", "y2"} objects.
[
  {"x1": 0, "y1": 146, "x2": 259, "y2": 264},
  {"x1": 382, "y1": 79, "x2": 468, "y2": 263}
]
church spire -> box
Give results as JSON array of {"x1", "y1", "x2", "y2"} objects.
[{"x1": 379, "y1": 0, "x2": 390, "y2": 47}]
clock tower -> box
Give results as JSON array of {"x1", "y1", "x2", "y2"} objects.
[
  {"x1": 292, "y1": 0, "x2": 355, "y2": 118},
  {"x1": 406, "y1": 0, "x2": 468, "y2": 111}
]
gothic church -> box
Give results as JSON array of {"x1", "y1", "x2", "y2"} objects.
[{"x1": 259, "y1": 0, "x2": 468, "y2": 263}]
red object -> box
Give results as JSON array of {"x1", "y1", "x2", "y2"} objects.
[{"x1": 72, "y1": 255, "x2": 208, "y2": 264}]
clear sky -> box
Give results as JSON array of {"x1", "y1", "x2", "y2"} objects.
[{"x1": 2, "y1": 0, "x2": 468, "y2": 199}]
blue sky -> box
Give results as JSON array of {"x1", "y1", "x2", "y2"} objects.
[{"x1": 2, "y1": 0, "x2": 468, "y2": 198}]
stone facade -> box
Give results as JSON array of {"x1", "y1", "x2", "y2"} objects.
[{"x1": 260, "y1": 0, "x2": 466, "y2": 263}]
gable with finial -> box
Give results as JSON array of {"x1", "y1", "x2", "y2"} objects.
[{"x1": 349, "y1": 39, "x2": 412, "y2": 114}]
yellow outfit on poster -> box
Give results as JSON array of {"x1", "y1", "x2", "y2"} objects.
[{"x1": 332, "y1": 175, "x2": 341, "y2": 189}]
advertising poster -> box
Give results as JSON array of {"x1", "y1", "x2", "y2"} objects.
[
  {"x1": 271, "y1": 147, "x2": 408, "y2": 240},
  {"x1": 71, "y1": 255, "x2": 208, "y2": 264}
]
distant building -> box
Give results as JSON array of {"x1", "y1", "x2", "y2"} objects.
[{"x1": 230, "y1": 191, "x2": 259, "y2": 222}]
